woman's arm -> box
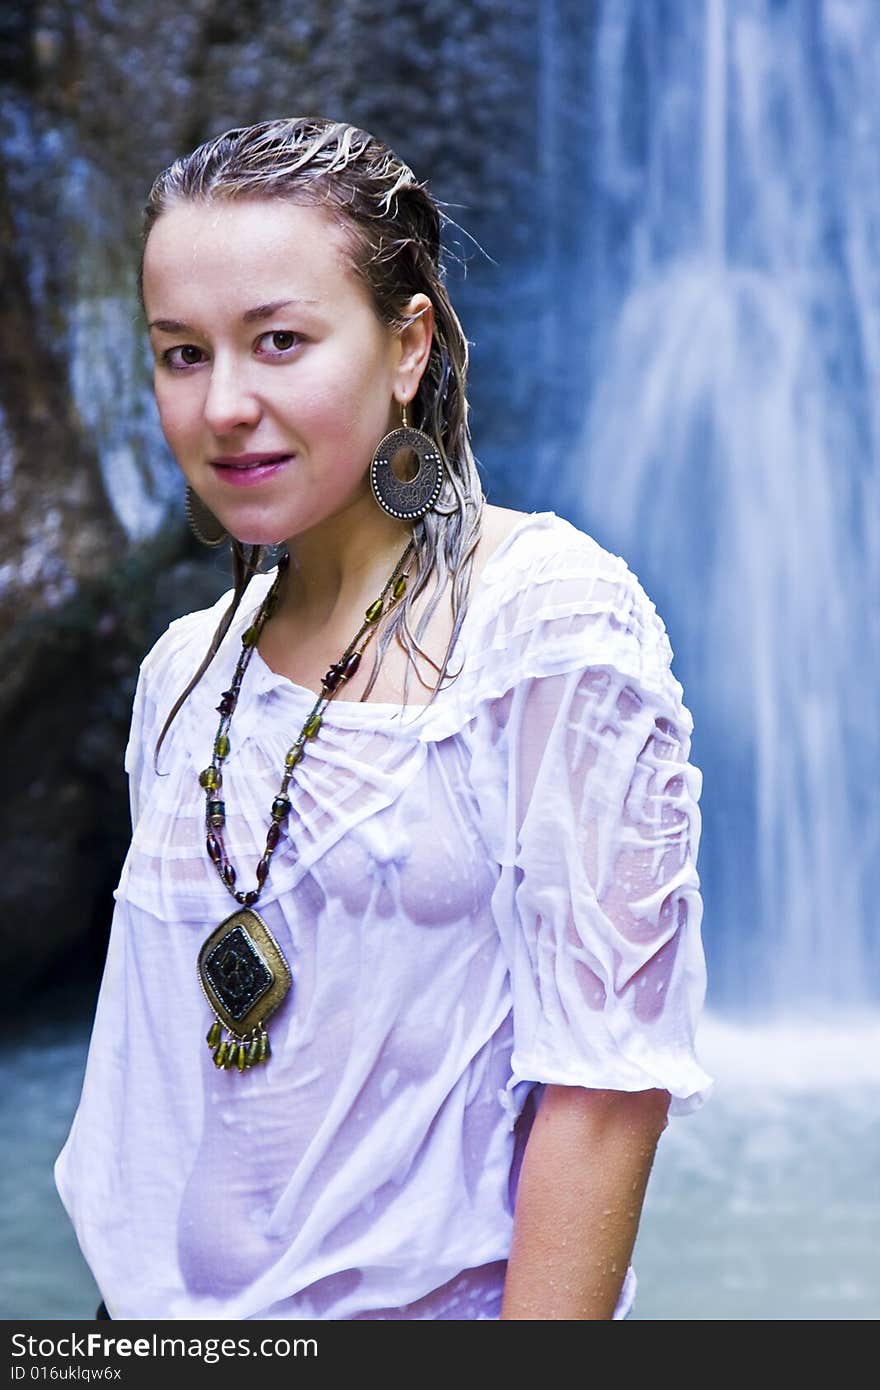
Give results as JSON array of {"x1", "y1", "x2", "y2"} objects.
[{"x1": 500, "y1": 1083, "x2": 670, "y2": 1320}]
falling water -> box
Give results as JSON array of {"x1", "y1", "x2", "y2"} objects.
[{"x1": 549, "y1": 0, "x2": 880, "y2": 1015}]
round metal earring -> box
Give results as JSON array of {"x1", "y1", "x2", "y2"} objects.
[
  {"x1": 370, "y1": 405, "x2": 444, "y2": 521},
  {"x1": 186, "y1": 486, "x2": 229, "y2": 547}
]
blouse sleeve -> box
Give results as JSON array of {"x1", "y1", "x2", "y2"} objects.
[
  {"x1": 467, "y1": 536, "x2": 713, "y2": 1118},
  {"x1": 121, "y1": 604, "x2": 220, "y2": 832},
  {"x1": 123, "y1": 660, "x2": 151, "y2": 832}
]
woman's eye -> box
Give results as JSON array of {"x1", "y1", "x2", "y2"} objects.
[
  {"x1": 159, "y1": 331, "x2": 302, "y2": 372},
  {"x1": 257, "y1": 330, "x2": 302, "y2": 355},
  {"x1": 161, "y1": 344, "x2": 204, "y2": 370}
]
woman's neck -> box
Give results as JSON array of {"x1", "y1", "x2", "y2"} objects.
[{"x1": 276, "y1": 495, "x2": 413, "y2": 632}]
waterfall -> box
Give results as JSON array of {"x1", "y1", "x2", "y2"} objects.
[{"x1": 545, "y1": 0, "x2": 879, "y2": 1015}]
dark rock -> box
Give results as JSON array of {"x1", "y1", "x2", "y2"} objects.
[{"x1": 0, "y1": 0, "x2": 549, "y2": 999}]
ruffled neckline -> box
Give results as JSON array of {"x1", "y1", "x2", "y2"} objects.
[{"x1": 237, "y1": 511, "x2": 565, "y2": 728}]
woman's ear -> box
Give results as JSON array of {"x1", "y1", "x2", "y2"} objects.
[{"x1": 395, "y1": 293, "x2": 435, "y2": 403}]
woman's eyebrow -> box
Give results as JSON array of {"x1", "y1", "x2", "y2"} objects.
[{"x1": 148, "y1": 297, "x2": 319, "y2": 334}]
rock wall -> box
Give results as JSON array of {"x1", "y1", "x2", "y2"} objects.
[{"x1": 0, "y1": 0, "x2": 545, "y2": 994}]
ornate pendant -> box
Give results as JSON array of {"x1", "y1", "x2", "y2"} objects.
[{"x1": 197, "y1": 907, "x2": 292, "y2": 1071}]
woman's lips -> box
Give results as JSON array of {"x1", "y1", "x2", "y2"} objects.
[{"x1": 209, "y1": 455, "x2": 294, "y2": 487}]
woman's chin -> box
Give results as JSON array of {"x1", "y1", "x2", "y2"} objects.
[{"x1": 230, "y1": 529, "x2": 289, "y2": 549}]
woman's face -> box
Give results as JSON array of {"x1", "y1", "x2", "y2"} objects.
[{"x1": 142, "y1": 198, "x2": 424, "y2": 547}]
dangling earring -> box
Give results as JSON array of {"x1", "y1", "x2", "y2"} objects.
[
  {"x1": 370, "y1": 403, "x2": 445, "y2": 521},
  {"x1": 186, "y1": 485, "x2": 228, "y2": 547}
]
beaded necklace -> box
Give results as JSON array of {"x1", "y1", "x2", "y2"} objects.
[{"x1": 197, "y1": 539, "x2": 416, "y2": 1073}]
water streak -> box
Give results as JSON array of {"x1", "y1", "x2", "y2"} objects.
[{"x1": 559, "y1": 0, "x2": 878, "y2": 1013}]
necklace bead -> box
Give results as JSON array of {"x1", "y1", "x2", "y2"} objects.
[
  {"x1": 341, "y1": 650, "x2": 362, "y2": 680},
  {"x1": 200, "y1": 539, "x2": 415, "y2": 914}
]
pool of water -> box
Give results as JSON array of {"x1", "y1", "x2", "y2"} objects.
[
  {"x1": 631, "y1": 1016, "x2": 880, "y2": 1319},
  {"x1": 3, "y1": 999, "x2": 878, "y2": 1320}
]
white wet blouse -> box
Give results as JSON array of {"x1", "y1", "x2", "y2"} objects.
[{"x1": 55, "y1": 511, "x2": 713, "y2": 1321}]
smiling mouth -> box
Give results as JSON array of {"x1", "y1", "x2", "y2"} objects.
[{"x1": 213, "y1": 455, "x2": 293, "y2": 470}]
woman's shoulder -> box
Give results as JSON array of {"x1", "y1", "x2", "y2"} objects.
[
  {"x1": 462, "y1": 506, "x2": 685, "y2": 716},
  {"x1": 474, "y1": 506, "x2": 649, "y2": 621},
  {"x1": 138, "y1": 573, "x2": 272, "y2": 689}
]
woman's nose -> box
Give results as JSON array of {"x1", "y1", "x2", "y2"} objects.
[{"x1": 202, "y1": 356, "x2": 261, "y2": 435}]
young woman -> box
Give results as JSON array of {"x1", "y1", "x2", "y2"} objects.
[{"x1": 55, "y1": 116, "x2": 712, "y2": 1320}]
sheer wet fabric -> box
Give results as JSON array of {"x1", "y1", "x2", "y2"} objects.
[{"x1": 55, "y1": 512, "x2": 712, "y2": 1320}]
